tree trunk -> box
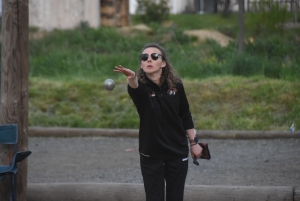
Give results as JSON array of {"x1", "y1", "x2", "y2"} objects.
[{"x1": 238, "y1": 0, "x2": 245, "y2": 54}]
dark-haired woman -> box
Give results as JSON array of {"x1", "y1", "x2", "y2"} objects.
[{"x1": 114, "y1": 43, "x2": 202, "y2": 201}]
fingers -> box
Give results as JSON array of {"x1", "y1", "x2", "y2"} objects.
[
  {"x1": 115, "y1": 65, "x2": 123, "y2": 69},
  {"x1": 114, "y1": 65, "x2": 123, "y2": 71},
  {"x1": 194, "y1": 154, "x2": 200, "y2": 159},
  {"x1": 114, "y1": 65, "x2": 129, "y2": 72},
  {"x1": 114, "y1": 65, "x2": 135, "y2": 78},
  {"x1": 191, "y1": 145, "x2": 203, "y2": 159},
  {"x1": 114, "y1": 65, "x2": 126, "y2": 74}
]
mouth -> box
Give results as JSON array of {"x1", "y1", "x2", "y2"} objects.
[{"x1": 147, "y1": 65, "x2": 153, "y2": 67}]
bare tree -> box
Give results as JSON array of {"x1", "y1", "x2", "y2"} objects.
[
  {"x1": 294, "y1": 0, "x2": 299, "y2": 23},
  {"x1": 218, "y1": 0, "x2": 232, "y2": 17},
  {"x1": 238, "y1": 0, "x2": 245, "y2": 53}
]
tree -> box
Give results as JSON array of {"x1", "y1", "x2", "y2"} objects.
[
  {"x1": 217, "y1": 0, "x2": 232, "y2": 17},
  {"x1": 135, "y1": 0, "x2": 170, "y2": 24},
  {"x1": 238, "y1": 0, "x2": 245, "y2": 53}
]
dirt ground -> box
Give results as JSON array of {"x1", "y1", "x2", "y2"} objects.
[
  {"x1": 118, "y1": 24, "x2": 233, "y2": 47},
  {"x1": 27, "y1": 137, "x2": 300, "y2": 189},
  {"x1": 183, "y1": 30, "x2": 233, "y2": 47}
]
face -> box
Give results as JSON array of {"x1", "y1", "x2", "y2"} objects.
[{"x1": 140, "y1": 47, "x2": 166, "y2": 75}]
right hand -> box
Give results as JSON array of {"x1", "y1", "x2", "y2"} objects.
[
  {"x1": 114, "y1": 65, "x2": 136, "y2": 79},
  {"x1": 190, "y1": 144, "x2": 203, "y2": 160}
]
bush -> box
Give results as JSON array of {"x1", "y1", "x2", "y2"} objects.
[
  {"x1": 171, "y1": 28, "x2": 197, "y2": 44},
  {"x1": 247, "y1": 1, "x2": 289, "y2": 36},
  {"x1": 246, "y1": 35, "x2": 292, "y2": 59},
  {"x1": 280, "y1": 63, "x2": 300, "y2": 81},
  {"x1": 231, "y1": 54, "x2": 263, "y2": 76},
  {"x1": 135, "y1": 0, "x2": 170, "y2": 24},
  {"x1": 244, "y1": 34, "x2": 300, "y2": 80},
  {"x1": 263, "y1": 59, "x2": 281, "y2": 79}
]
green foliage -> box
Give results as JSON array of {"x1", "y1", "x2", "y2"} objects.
[
  {"x1": 244, "y1": 34, "x2": 300, "y2": 80},
  {"x1": 231, "y1": 54, "x2": 263, "y2": 76},
  {"x1": 171, "y1": 28, "x2": 198, "y2": 44},
  {"x1": 185, "y1": 76, "x2": 300, "y2": 131},
  {"x1": 247, "y1": 1, "x2": 289, "y2": 36},
  {"x1": 16, "y1": 13, "x2": 300, "y2": 130},
  {"x1": 28, "y1": 76, "x2": 300, "y2": 131},
  {"x1": 135, "y1": 0, "x2": 170, "y2": 24},
  {"x1": 246, "y1": 34, "x2": 299, "y2": 60},
  {"x1": 27, "y1": 23, "x2": 300, "y2": 81},
  {"x1": 143, "y1": 13, "x2": 239, "y2": 37},
  {"x1": 29, "y1": 78, "x2": 139, "y2": 128},
  {"x1": 29, "y1": 27, "x2": 144, "y2": 80}
]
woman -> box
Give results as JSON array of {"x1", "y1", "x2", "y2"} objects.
[{"x1": 114, "y1": 43, "x2": 202, "y2": 201}]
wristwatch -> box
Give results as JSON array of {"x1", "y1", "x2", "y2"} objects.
[{"x1": 189, "y1": 136, "x2": 199, "y2": 144}]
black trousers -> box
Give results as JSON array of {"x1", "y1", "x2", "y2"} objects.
[{"x1": 140, "y1": 155, "x2": 188, "y2": 201}]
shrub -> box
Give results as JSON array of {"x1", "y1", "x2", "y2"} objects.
[
  {"x1": 280, "y1": 63, "x2": 300, "y2": 81},
  {"x1": 135, "y1": 0, "x2": 170, "y2": 24},
  {"x1": 231, "y1": 54, "x2": 263, "y2": 76},
  {"x1": 263, "y1": 59, "x2": 282, "y2": 79},
  {"x1": 247, "y1": 1, "x2": 289, "y2": 36}
]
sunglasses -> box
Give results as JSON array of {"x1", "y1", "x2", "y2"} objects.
[{"x1": 139, "y1": 53, "x2": 164, "y2": 61}]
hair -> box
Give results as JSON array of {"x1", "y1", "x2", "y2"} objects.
[{"x1": 137, "y1": 43, "x2": 181, "y2": 88}]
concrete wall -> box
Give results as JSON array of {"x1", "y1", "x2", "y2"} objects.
[
  {"x1": 29, "y1": 0, "x2": 100, "y2": 31},
  {"x1": 129, "y1": 0, "x2": 195, "y2": 14},
  {"x1": 172, "y1": 0, "x2": 194, "y2": 14}
]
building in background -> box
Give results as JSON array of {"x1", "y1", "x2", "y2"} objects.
[
  {"x1": 1, "y1": 0, "x2": 295, "y2": 31},
  {"x1": 28, "y1": 0, "x2": 131, "y2": 30},
  {"x1": 29, "y1": 0, "x2": 100, "y2": 31},
  {"x1": 129, "y1": 0, "x2": 195, "y2": 14}
]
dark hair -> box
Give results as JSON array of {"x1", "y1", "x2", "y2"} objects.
[{"x1": 137, "y1": 43, "x2": 181, "y2": 88}]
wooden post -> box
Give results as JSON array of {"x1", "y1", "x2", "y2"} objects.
[
  {"x1": 120, "y1": 0, "x2": 129, "y2": 26},
  {"x1": 101, "y1": 0, "x2": 116, "y2": 27},
  {"x1": 0, "y1": 0, "x2": 29, "y2": 200}
]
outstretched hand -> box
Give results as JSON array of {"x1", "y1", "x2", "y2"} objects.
[{"x1": 114, "y1": 65, "x2": 136, "y2": 79}]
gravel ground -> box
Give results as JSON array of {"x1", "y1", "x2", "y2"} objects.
[{"x1": 28, "y1": 137, "x2": 300, "y2": 189}]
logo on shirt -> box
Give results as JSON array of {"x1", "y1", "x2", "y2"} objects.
[
  {"x1": 150, "y1": 91, "x2": 156, "y2": 97},
  {"x1": 182, "y1": 157, "x2": 188, "y2": 161},
  {"x1": 141, "y1": 153, "x2": 150, "y2": 157},
  {"x1": 167, "y1": 88, "x2": 177, "y2": 95}
]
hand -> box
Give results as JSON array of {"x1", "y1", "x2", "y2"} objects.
[
  {"x1": 114, "y1": 65, "x2": 136, "y2": 79},
  {"x1": 190, "y1": 143, "x2": 203, "y2": 160}
]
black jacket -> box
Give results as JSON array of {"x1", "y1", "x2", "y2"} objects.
[{"x1": 128, "y1": 77, "x2": 194, "y2": 159}]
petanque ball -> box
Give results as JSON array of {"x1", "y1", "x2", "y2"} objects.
[{"x1": 104, "y1": 79, "x2": 115, "y2": 91}]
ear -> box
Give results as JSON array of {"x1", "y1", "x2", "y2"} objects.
[{"x1": 161, "y1": 61, "x2": 166, "y2": 68}]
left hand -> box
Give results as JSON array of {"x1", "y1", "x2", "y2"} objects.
[
  {"x1": 190, "y1": 143, "x2": 203, "y2": 159},
  {"x1": 114, "y1": 65, "x2": 136, "y2": 79}
]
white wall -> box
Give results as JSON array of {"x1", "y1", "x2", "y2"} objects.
[
  {"x1": 29, "y1": 0, "x2": 100, "y2": 31},
  {"x1": 130, "y1": 0, "x2": 194, "y2": 14},
  {"x1": 172, "y1": 0, "x2": 194, "y2": 14}
]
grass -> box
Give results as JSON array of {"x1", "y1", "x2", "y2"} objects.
[
  {"x1": 29, "y1": 76, "x2": 300, "y2": 131},
  {"x1": 22, "y1": 13, "x2": 300, "y2": 131},
  {"x1": 169, "y1": 14, "x2": 239, "y2": 38},
  {"x1": 185, "y1": 76, "x2": 300, "y2": 131}
]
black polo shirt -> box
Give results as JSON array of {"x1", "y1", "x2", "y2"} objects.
[{"x1": 128, "y1": 77, "x2": 194, "y2": 159}]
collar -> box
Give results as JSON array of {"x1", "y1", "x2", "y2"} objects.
[{"x1": 145, "y1": 75, "x2": 167, "y2": 89}]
